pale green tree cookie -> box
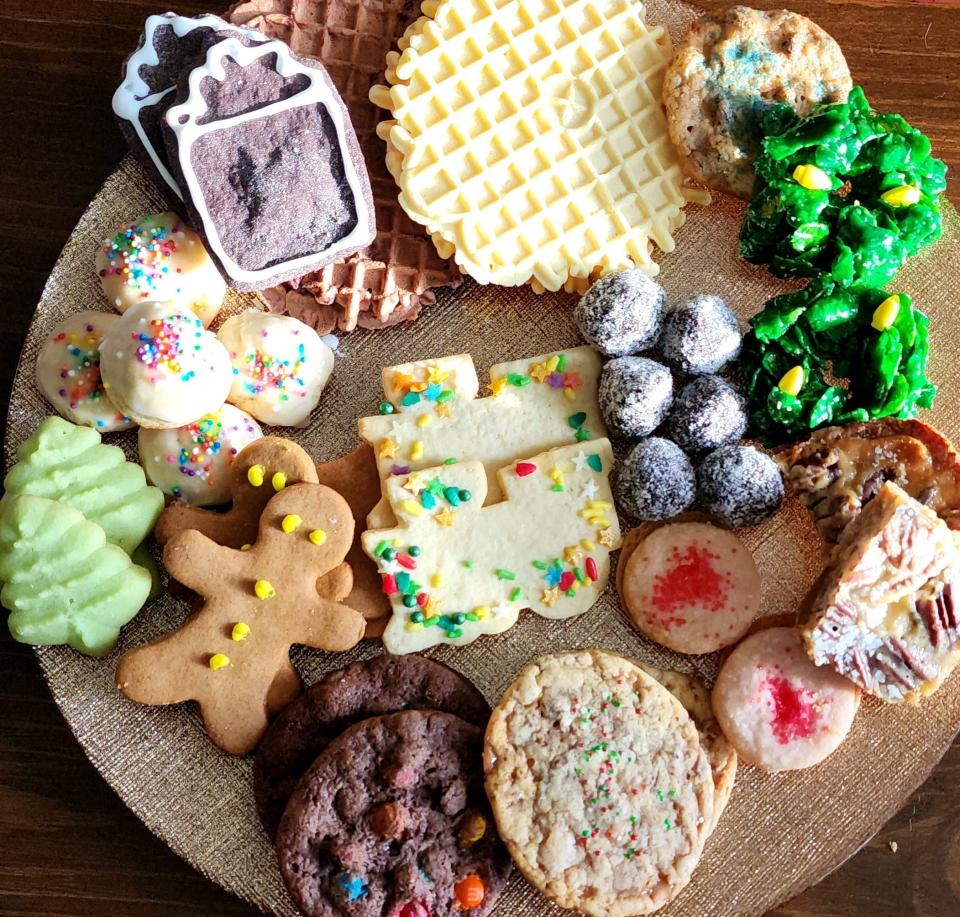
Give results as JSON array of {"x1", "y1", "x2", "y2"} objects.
[
  {"x1": 4, "y1": 416, "x2": 163, "y2": 555},
  {"x1": 0, "y1": 494, "x2": 151, "y2": 655}
]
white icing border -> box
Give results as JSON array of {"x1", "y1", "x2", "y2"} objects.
[
  {"x1": 112, "y1": 13, "x2": 261, "y2": 198},
  {"x1": 165, "y1": 38, "x2": 373, "y2": 285}
]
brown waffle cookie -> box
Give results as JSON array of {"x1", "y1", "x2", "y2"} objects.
[{"x1": 227, "y1": 0, "x2": 462, "y2": 333}]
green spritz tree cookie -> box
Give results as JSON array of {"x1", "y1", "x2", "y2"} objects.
[
  {"x1": 4, "y1": 416, "x2": 163, "y2": 555},
  {"x1": 0, "y1": 494, "x2": 151, "y2": 655}
]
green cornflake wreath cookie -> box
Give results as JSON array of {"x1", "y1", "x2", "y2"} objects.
[
  {"x1": 740, "y1": 86, "x2": 947, "y2": 288},
  {"x1": 739, "y1": 279, "x2": 935, "y2": 445}
]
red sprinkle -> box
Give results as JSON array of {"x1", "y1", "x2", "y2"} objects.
[
  {"x1": 559, "y1": 571, "x2": 575, "y2": 591},
  {"x1": 762, "y1": 671, "x2": 820, "y2": 744},
  {"x1": 515, "y1": 461, "x2": 536, "y2": 477},
  {"x1": 397, "y1": 553, "x2": 417, "y2": 570},
  {"x1": 585, "y1": 557, "x2": 598, "y2": 581},
  {"x1": 382, "y1": 574, "x2": 398, "y2": 595},
  {"x1": 417, "y1": 592, "x2": 428, "y2": 607}
]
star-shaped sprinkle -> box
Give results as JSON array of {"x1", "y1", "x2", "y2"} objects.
[
  {"x1": 572, "y1": 450, "x2": 590, "y2": 472},
  {"x1": 564, "y1": 545, "x2": 583, "y2": 565},
  {"x1": 392, "y1": 372, "x2": 413, "y2": 392},
  {"x1": 545, "y1": 564, "x2": 563, "y2": 587},
  {"x1": 490, "y1": 377, "x2": 508, "y2": 397},
  {"x1": 424, "y1": 597, "x2": 443, "y2": 616},
  {"x1": 424, "y1": 382, "x2": 442, "y2": 401},
  {"x1": 541, "y1": 586, "x2": 561, "y2": 607},
  {"x1": 530, "y1": 361, "x2": 552, "y2": 383},
  {"x1": 435, "y1": 507, "x2": 456, "y2": 527},
  {"x1": 581, "y1": 480, "x2": 599, "y2": 501},
  {"x1": 435, "y1": 401, "x2": 453, "y2": 419},
  {"x1": 490, "y1": 600, "x2": 510, "y2": 617},
  {"x1": 404, "y1": 473, "x2": 427, "y2": 495},
  {"x1": 427, "y1": 365, "x2": 448, "y2": 384},
  {"x1": 379, "y1": 438, "x2": 397, "y2": 460},
  {"x1": 598, "y1": 527, "x2": 616, "y2": 547}
]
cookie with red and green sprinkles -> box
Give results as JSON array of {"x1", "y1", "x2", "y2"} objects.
[{"x1": 484, "y1": 650, "x2": 714, "y2": 917}]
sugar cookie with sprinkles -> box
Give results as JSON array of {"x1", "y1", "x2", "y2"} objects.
[
  {"x1": 217, "y1": 312, "x2": 334, "y2": 427},
  {"x1": 138, "y1": 404, "x2": 262, "y2": 505},
  {"x1": 35, "y1": 311, "x2": 133, "y2": 432},
  {"x1": 96, "y1": 212, "x2": 227, "y2": 327},
  {"x1": 361, "y1": 441, "x2": 621, "y2": 654},
  {"x1": 358, "y1": 347, "x2": 606, "y2": 528},
  {"x1": 484, "y1": 650, "x2": 714, "y2": 916},
  {"x1": 99, "y1": 300, "x2": 232, "y2": 428}
]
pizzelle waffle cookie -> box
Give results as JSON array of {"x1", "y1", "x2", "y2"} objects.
[
  {"x1": 227, "y1": 0, "x2": 462, "y2": 332},
  {"x1": 371, "y1": 0, "x2": 710, "y2": 291}
]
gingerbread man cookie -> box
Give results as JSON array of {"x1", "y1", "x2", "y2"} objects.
[
  {"x1": 116, "y1": 483, "x2": 366, "y2": 754},
  {"x1": 313, "y1": 443, "x2": 389, "y2": 633},
  {"x1": 154, "y1": 437, "x2": 319, "y2": 549}
]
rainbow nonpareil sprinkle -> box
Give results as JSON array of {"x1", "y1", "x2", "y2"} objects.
[
  {"x1": 134, "y1": 314, "x2": 199, "y2": 380},
  {"x1": 98, "y1": 215, "x2": 183, "y2": 300}
]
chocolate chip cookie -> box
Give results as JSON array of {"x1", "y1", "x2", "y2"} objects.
[
  {"x1": 277, "y1": 710, "x2": 511, "y2": 916},
  {"x1": 254, "y1": 655, "x2": 490, "y2": 836}
]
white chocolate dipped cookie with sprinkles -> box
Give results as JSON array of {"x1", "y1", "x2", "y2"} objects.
[
  {"x1": 99, "y1": 300, "x2": 233, "y2": 429},
  {"x1": 96, "y1": 212, "x2": 227, "y2": 327},
  {"x1": 217, "y1": 312, "x2": 334, "y2": 427},
  {"x1": 35, "y1": 311, "x2": 134, "y2": 432},
  {"x1": 139, "y1": 404, "x2": 262, "y2": 505},
  {"x1": 484, "y1": 650, "x2": 714, "y2": 916}
]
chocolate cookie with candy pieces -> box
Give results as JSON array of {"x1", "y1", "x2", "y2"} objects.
[{"x1": 277, "y1": 710, "x2": 511, "y2": 916}]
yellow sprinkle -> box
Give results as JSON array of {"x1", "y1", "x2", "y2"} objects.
[
  {"x1": 427, "y1": 365, "x2": 448, "y2": 383},
  {"x1": 379, "y1": 438, "x2": 397, "y2": 460},
  {"x1": 777, "y1": 365, "x2": 805, "y2": 397},
  {"x1": 490, "y1": 377, "x2": 508, "y2": 397},
  {"x1": 271, "y1": 471, "x2": 286, "y2": 492},
  {"x1": 549, "y1": 466, "x2": 564, "y2": 484},
  {"x1": 431, "y1": 574, "x2": 443, "y2": 588},
  {"x1": 410, "y1": 440, "x2": 424, "y2": 461},
  {"x1": 587, "y1": 500, "x2": 612, "y2": 510},
  {"x1": 881, "y1": 185, "x2": 921, "y2": 207},
  {"x1": 208, "y1": 653, "x2": 230, "y2": 670},
  {"x1": 231, "y1": 622, "x2": 250, "y2": 642},
  {"x1": 473, "y1": 605, "x2": 490, "y2": 620},
  {"x1": 254, "y1": 579, "x2": 276, "y2": 601},
  {"x1": 871, "y1": 294, "x2": 901, "y2": 331},
  {"x1": 546, "y1": 355, "x2": 559, "y2": 372},
  {"x1": 401, "y1": 499, "x2": 423, "y2": 516},
  {"x1": 247, "y1": 464, "x2": 265, "y2": 487},
  {"x1": 309, "y1": 529, "x2": 327, "y2": 545},
  {"x1": 792, "y1": 163, "x2": 832, "y2": 191},
  {"x1": 435, "y1": 402, "x2": 453, "y2": 419},
  {"x1": 281, "y1": 514, "x2": 302, "y2": 533},
  {"x1": 240, "y1": 544, "x2": 252, "y2": 552},
  {"x1": 563, "y1": 388, "x2": 576, "y2": 401},
  {"x1": 406, "y1": 621, "x2": 424, "y2": 632},
  {"x1": 434, "y1": 507, "x2": 456, "y2": 527},
  {"x1": 417, "y1": 414, "x2": 432, "y2": 428},
  {"x1": 580, "y1": 539, "x2": 595, "y2": 552},
  {"x1": 393, "y1": 539, "x2": 402, "y2": 547}
]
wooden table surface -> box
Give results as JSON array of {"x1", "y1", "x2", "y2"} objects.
[{"x1": 2, "y1": 1, "x2": 959, "y2": 914}]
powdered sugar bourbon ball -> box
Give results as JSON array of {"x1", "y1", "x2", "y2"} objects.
[
  {"x1": 659, "y1": 294, "x2": 742, "y2": 374},
  {"x1": 697, "y1": 444, "x2": 784, "y2": 528},
  {"x1": 616, "y1": 437, "x2": 696, "y2": 521},
  {"x1": 663, "y1": 375, "x2": 748, "y2": 453},
  {"x1": 574, "y1": 269, "x2": 666, "y2": 356},
  {"x1": 599, "y1": 356, "x2": 674, "y2": 439}
]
